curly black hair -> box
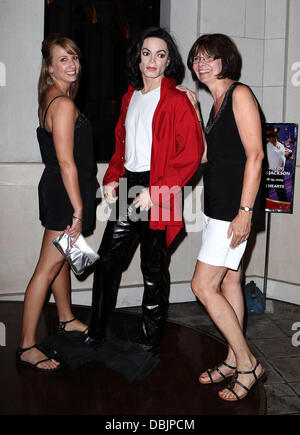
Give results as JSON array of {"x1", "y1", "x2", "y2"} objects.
[{"x1": 127, "y1": 27, "x2": 185, "y2": 89}]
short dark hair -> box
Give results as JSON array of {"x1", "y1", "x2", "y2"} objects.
[
  {"x1": 127, "y1": 27, "x2": 185, "y2": 89},
  {"x1": 187, "y1": 33, "x2": 241, "y2": 81}
]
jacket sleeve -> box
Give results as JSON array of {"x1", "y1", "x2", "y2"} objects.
[{"x1": 150, "y1": 93, "x2": 204, "y2": 206}]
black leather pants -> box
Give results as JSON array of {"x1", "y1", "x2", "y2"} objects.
[{"x1": 88, "y1": 170, "x2": 170, "y2": 348}]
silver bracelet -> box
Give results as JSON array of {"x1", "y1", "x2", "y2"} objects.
[{"x1": 72, "y1": 215, "x2": 83, "y2": 222}]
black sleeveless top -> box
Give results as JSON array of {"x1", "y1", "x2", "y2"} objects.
[
  {"x1": 204, "y1": 82, "x2": 260, "y2": 222},
  {"x1": 37, "y1": 96, "x2": 99, "y2": 232}
]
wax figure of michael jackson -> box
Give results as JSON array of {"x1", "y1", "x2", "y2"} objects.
[{"x1": 86, "y1": 27, "x2": 204, "y2": 351}]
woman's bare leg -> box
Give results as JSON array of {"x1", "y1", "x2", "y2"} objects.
[
  {"x1": 199, "y1": 264, "x2": 245, "y2": 382},
  {"x1": 192, "y1": 260, "x2": 263, "y2": 399},
  {"x1": 221, "y1": 265, "x2": 245, "y2": 362},
  {"x1": 19, "y1": 229, "x2": 64, "y2": 369},
  {"x1": 51, "y1": 260, "x2": 88, "y2": 332}
]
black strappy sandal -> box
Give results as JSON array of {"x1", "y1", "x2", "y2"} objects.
[
  {"x1": 199, "y1": 361, "x2": 236, "y2": 384},
  {"x1": 56, "y1": 318, "x2": 88, "y2": 336},
  {"x1": 16, "y1": 344, "x2": 61, "y2": 372},
  {"x1": 219, "y1": 359, "x2": 265, "y2": 401}
]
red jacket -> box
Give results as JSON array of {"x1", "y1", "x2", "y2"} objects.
[{"x1": 103, "y1": 77, "x2": 204, "y2": 246}]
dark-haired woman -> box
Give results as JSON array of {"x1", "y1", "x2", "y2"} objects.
[
  {"x1": 178, "y1": 33, "x2": 265, "y2": 401},
  {"x1": 87, "y1": 27, "x2": 203, "y2": 351},
  {"x1": 16, "y1": 34, "x2": 98, "y2": 371}
]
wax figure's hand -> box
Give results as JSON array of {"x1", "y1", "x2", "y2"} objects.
[
  {"x1": 103, "y1": 181, "x2": 119, "y2": 204},
  {"x1": 133, "y1": 188, "x2": 153, "y2": 211},
  {"x1": 176, "y1": 85, "x2": 201, "y2": 121},
  {"x1": 227, "y1": 211, "x2": 252, "y2": 249}
]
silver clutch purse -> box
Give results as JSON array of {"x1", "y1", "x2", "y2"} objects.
[{"x1": 52, "y1": 232, "x2": 99, "y2": 275}]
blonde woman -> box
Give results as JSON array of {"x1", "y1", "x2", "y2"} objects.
[{"x1": 16, "y1": 34, "x2": 98, "y2": 371}]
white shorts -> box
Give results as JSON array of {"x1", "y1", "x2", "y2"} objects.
[{"x1": 197, "y1": 214, "x2": 247, "y2": 271}]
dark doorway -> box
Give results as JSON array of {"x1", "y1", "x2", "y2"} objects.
[{"x1": 44, "y1": 0, "x2": 160, "y2": 161}]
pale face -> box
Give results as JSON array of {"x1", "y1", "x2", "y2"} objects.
[
  {"x1": 48, "y1": 45, "x2": 80, "y2": 85},
  {"x1": 139, "y1": 37, "x2": 170, "y2": 84},
  {"x1": 192, "y1": 50, "x2": 222, "y2": 84}
]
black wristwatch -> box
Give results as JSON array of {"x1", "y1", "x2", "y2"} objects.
[{"x1": 240, "y1": 206, "x2": 253, "y2": 212}]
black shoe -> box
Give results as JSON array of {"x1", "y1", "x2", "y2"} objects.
[
  {"x1": 136, "y1": 338, "x2": 160, "y2": 354},
  {"x1": 16, "y1": 344, "x2": 61, "y2": 372},
  {"x1": 81, "y1": 332, "x2": 105, "y2": 349},
  {"x1": 56, "y1": 318, "x2": 89, "y2": 336}
]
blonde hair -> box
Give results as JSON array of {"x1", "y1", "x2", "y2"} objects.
[{"x1": 38, "y1": 34, "x2": 81, "y2": 106}]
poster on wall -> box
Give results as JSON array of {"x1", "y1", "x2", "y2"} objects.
[{"x1": 264, "y1": 123, "x2": 298, "y2": 213}]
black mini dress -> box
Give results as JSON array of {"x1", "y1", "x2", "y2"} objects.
[{"x1": 37, "y1": 96, "x2": 99, "y2": 232}]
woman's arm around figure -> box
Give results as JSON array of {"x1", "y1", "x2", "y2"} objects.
[{"x1": 176, "y1": 85, "x2": 207, "y2": 163}]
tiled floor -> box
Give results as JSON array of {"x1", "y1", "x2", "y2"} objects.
[{"x1": 125, "y1": 298, "x2": 300, "y2": 415}]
